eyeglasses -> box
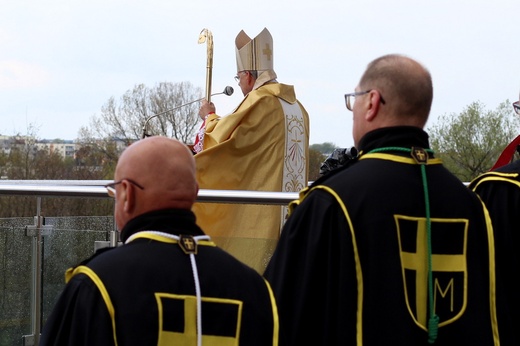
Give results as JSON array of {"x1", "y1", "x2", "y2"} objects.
[
  {"x1": 105, "y1": 178, "x2": 144, "y2": 198},
  {"x1": 513, "y1": 101, "x2": 520, "y2": 116},
  {"x1": 234, "y1": 71, "x2": 246, "y2": 82},
  {"x1": 344, "y1": 90, "x2": 386, "y2": 111}
]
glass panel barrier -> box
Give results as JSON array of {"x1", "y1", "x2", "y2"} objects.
[
  {"x1": 41, "y1": 217, "x2": 114, "y2": 329},
  {"x1": 0, "y1": 219, "x2": 33, "y2": 346},
  {"x1": 0, "y1": 216, "x2": 114, "y2": 346}
]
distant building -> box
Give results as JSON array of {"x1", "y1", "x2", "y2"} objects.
[
  {"x1": 0, "y1": 135, "x2": 133, "y2": 161},
  {"x1": 35, "y1": 140, "x2": 76, "y2": 159},
  {"x1": 0, "y1": 135, "x2": 39, "y2": 156},
  {"x1": 0, "y1": 135, "x2": 77, "y2": 159}
]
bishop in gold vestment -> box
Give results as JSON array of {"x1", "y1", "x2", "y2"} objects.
[{"x1": 192, "y1": 28, "x2": 310, "y2": 272}]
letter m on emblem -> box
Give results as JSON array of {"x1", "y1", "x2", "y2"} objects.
[{"x1": 395, "y1": 215, "x2": 468, "y2": 328}]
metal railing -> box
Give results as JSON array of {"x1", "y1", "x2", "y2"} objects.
[
  {"x1": 0, "y1": 180, "x2": 298, "y2": 346},
  {"x1": 0, "y1": 180, "x2": 299, "y2": 203}
]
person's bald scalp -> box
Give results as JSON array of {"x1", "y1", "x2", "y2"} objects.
[
  {"x1": 116, "y1": 136, "x2": 198, "y2": 214},
  {"x1": 360, "y1": 54, "x2": 433, "y2": 126}
]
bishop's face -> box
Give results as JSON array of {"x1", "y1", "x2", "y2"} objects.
[{"x1": 235, "y1": 70, "x2": 255, "y2": 96}]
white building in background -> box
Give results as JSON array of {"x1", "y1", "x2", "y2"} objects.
[
  {"x1": 0, "y1": 135, "x2": 40, "y2": 156},
  {"x1": 0, "y1": 135, "x2": 78, "y2": 159},
  {"x1": 35, "y1": 140, "x2": 77, "y2": 159},
  {"x1": 1, "y1": 136, "x2": 132, "y2": 160}
]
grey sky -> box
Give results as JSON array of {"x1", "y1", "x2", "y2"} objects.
[{"x1": 1, "y1": 0, "x2": 519, "y2": 147}]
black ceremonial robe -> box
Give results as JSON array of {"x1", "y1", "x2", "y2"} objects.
[
  {"x1": 264, "y1": 126, "x2": 499, "y2": 346},
  {"x1": 41, "y1": 209, "x2": 279, "y2": 346},
  {"x1": 469, "y1": 160, "x2": 520, "y2": 346}
]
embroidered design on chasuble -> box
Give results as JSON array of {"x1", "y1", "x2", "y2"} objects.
[
  {"x1": 279, "y1": 98, "x2": 307, "y2": 229},
  {"x1": 395, "y1": 215, "x2": 468, "y2": 329}
]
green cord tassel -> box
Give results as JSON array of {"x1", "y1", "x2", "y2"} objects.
[
  {"x1": 368, "y1": 147, "x2": 439, "y2": 344},
  {"x1": 428, "y1": 314, "x2": 440, "y2": 344}
]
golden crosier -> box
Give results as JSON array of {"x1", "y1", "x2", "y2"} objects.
[{"x1": 198, "y1": 28, "x2": 214, "y2": 103}]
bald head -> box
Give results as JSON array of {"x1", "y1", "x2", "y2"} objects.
[
  {"x1": 113, "y1": 136, "x2": 198, "y2": 230},
  {"x1": 359, "y1": 54, "x2": 433, "y2": 126}
]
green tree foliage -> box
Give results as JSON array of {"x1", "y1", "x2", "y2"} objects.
[
  {"x1": 308, "y1": 143, "x2": 343, "y2": 182},
  {"x1": 308, "y1": 148, "x2": 327, "y2": 182},
  {"x1": 428, "y1": 100, "x2": 520, "y2": 182},
  {"x1": 310, "y1": 142, "x2": 337, "y2": 155}
]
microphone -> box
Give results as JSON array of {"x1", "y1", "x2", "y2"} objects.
[
  {"x1": 220, "y1": 85, "x2": 234, "y2": 96},
  {"x1": 141, "y1": 86, "x2": 234, "y2": 139}
]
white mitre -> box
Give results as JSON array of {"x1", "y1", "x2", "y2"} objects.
[{"x1": 235, "y1": 27, "x2": 277, "y2": 89}]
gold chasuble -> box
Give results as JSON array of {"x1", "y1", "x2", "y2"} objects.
[{"x1": 193, "y1": 82, "x2": 309, "y2": 273}]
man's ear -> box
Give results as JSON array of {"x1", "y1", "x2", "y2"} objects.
[
  {"x1": 120, "y1": 181, "x2": 135, "y2": 213},
  {"x1": 365, "y1": 91, "x2": 382, "y2": 122}
]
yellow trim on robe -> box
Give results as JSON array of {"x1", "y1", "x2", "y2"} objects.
[{"x1": 67, "y1": 266, "x2": 119, "y2": 346}]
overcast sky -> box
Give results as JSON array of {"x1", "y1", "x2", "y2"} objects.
[{"x1": 1, "y1": 0, "x2": 519, "y2": 148}]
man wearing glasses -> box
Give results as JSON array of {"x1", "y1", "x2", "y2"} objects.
[
  {"x1": 469, "y1": 93, "x2": 520, "y2": 345},
  {"x1": 40, "y1": 137, "x2": 279, "y2": 345},
  {"x1": 264, "y1": 54, "x2": 499, "y2": 345},
  {"x1": 191, "y1": 28, "x2": 310, "y2": 274}
]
